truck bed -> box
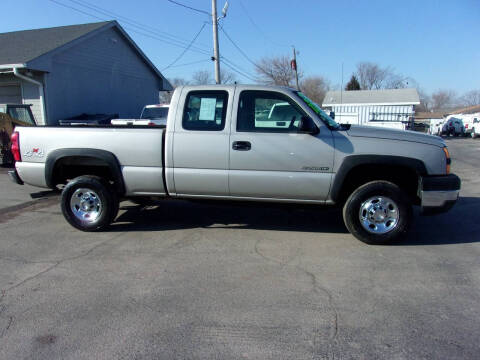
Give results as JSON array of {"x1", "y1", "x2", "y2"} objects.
[{"x1": 15, "y1": 126, "x2": 167, "y2": 196}]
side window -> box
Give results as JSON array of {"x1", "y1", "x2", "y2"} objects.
[
  {"x1": 237, "y1": 91, "x2": 305, "y2": 132},
  {"x1": 182, "y1": 91, "x2": 228, "y2": 131}
]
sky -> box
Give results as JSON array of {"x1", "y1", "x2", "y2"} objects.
[{"x1": 1, "y1": 0, "x2": 479, "y2": 95}]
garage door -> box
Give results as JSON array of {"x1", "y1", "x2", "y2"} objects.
[{"x1": 0, "y1": 84, "x2": 22, "y2": 104}]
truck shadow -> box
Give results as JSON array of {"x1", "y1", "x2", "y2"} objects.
[
  {"x1": 110, "y1": 197, "x2": 480, "y2": 246},
  {"x1": 399, "y1": 196, "x2": 480, "y2": 246},
  {"x1": 111, "y1": 200, "x2": 348, "y2": 234}
]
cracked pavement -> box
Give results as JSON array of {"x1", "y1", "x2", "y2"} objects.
[{"x1": 0, "y1": 138, "x2": 479, "y2": 359}]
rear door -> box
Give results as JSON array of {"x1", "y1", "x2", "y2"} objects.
[
  {"x1": 172, "y1": 88, "x2": 232, "y2": 196},
  {"x1": 229, "y1": 89, "x2": 334, "y2": 201}
]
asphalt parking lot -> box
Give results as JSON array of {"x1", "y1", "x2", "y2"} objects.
[{"x1": 0, "y1": 137, "x2": 479, "y2": 359}]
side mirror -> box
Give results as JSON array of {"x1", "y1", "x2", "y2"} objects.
[
  {"x1": 329, "y1": 111, "x2": 335, "y2": 120},
  {"x1": 298, "y1": 116, "x2": 319, "y2": 135}
]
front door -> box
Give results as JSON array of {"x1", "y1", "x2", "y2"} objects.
[{"x1": 229, "y1": 90, "x2": 334, "y2": 201}]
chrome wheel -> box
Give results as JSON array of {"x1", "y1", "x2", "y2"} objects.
[
  {"x1": 70, "y1": 188, "x2": 102, "y2": 223},
  {"x1": 359, "y1": 196, "x2": 399, "y2": 234}
]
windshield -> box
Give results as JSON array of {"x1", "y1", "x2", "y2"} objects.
[
  {"x1": 295, "y1": 91, "x2": 340, "y2": 129},
  {"x1": 141, "y1": 107, "x2": 169, "y2": 119}
]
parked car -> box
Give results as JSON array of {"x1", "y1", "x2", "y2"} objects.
[
  {"x1": 442, "y1": 117, "x2": 465, "y2": 136},
  {"x1": 428, "y1": 119, "x2": 445, "y2": 136},
  {"x1": 9, "y1": 85, "x2": 460, "y2": 245},
  {"x1": 111, "y1": 104, "x2": 169, "y2": 127},
  {"x1": 470, "y1": 116, "x2": 480, "y2": 138}
]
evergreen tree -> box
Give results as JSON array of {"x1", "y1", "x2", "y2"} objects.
[{"x1": 345, "y1": 75, "x2": 361, "y2": 90}]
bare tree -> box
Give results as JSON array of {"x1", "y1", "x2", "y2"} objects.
[
  {"x1": 416, "y1": 88, "x2": 431, "y2": 112},
  {"x1": 300, "y1": 76, "x2": 330, "y2": 104},
  {"x1": 460, "y1": 90, "x2": 480, "y2": 106},
  {"x1": 191, "y1": 69, "x2": 237, "y2": 85},
  {"x1": 431, "y1": 90, "x2": 457, "y2": 111},
  {"x1": 192, "y1": 70, "x2": 213, "y2": 85},
  {"x1": 220, "y1": 69, "x2": 237, "y2": 84},
  {"x1": 254, "y1": 55, "x2": 300, "y2": 87},
  {"x1": 356, "y1": 62, "x2": 390, "y2": 90},
  {"x1": 355, "y1": 62, "x2": 411, "y2": 90}
]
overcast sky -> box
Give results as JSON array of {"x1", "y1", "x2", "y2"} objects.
[{"x1": 1, "y1": 0, "x2": 479, "y2": 95}]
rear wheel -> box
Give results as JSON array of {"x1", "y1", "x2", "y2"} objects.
[
  {"x1": 343, "y1": 181, "x2": 412, "y2": 245},
  {"x1": 61, "y1": 175, "x2": 119, "y2": 231}
]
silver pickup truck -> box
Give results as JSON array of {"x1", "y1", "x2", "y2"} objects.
[{"x1": 8, "y1": 85, "x2": 460, "y2": 244}]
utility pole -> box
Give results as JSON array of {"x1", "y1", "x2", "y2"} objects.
[
  {"x1": 211, "y1": 0, "x2": 221, "y2": 84},
  {"x1": 292, "y1": 46, "x2": 299, "y2": 90}
]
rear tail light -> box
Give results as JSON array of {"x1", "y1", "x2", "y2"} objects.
[
  {"x1": 11, "y1": 131, "x2": 21, "y2": 162},
  {"x1": 465, "y1": 124, "x2": 469, "y2": 129},
  {"x1": 148, "y1": 121, "x2": 156, "y2": 126},
  {"x1": 443, "y1": 147, "x2": 451, "y2": 174}
]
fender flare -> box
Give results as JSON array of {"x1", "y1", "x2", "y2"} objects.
[
  {"x1": 45, "y1": 148, "x2": 125, "y2": 194},
  {"x1": 329, "y1": 155, "x2": 427, "y2": 202}
]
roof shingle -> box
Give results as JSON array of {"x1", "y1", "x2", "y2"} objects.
[
  {"x1": 0, "y1": 21, "x2": 110, "y2": 65},
  {"x1": 323, "y1": 88, "x2": 420, "y2": 106}
]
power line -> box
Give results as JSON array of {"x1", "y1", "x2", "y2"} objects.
[
  {"x1": 238, "y1": 0, "x2": 289, "y2": 48},
  {"x1": 166, "y1": 0, "x2": 210, "y2": 16},
  {"x1": 221, "y1": 58, "x2": 257, "y2": 82},
  {"x1": 67, "y1": 0, "x2": 210, "y2": 52},
  {"x1": 219, "y1": 26, "x2": 258, "y2": 68},
  {"x1": 162, "y1": 22, "x2": 207, "y2": 70},
  {"x1": 167, "y1": 59, "x2": 211, "y2": 68},
  {"x1": 48, "y1": 0, "x2": 212, "y2": 58}
]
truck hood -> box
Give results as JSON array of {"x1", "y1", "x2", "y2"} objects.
[{"x1": 346, "y1": 125, "x2": 445, "y2": 147}]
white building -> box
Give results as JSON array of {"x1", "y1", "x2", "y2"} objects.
[{"x1": 322, "y1": 88, "x2": 420, "y2": 130}]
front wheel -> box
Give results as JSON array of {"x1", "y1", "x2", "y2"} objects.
[
  {"x1": 61, "y1": 175, "x2": 119, "y2": 231},
  {"x1": 343, "y1": 181, "x2": 412, "y2": 245}
]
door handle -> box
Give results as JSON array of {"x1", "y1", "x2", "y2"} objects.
[{"x1": 232, "y1": 141, "x2": 251, "y2": 151}]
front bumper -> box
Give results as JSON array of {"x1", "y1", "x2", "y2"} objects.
[
  {"x1": 420, "y1": 174, "x2": 460, "y2": 215},
  {"x1": 8, "y1": 169, "x2": 24, "y2": 185}
]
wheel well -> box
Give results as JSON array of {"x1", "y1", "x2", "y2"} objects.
[
  {"x1": 336, "y1": 164, "x2": 420, "y2": 205},
  {"x1": 51, "y1": 156, "x2": 120, "y2": 193}
]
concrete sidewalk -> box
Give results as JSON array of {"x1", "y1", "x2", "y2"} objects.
[{"x1": 0, "y1": 166, "x2": 58, "y2": 211}]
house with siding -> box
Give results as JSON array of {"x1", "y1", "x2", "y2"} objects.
[
  {"x1": 322, "y1": 88, "x2": 420, "y2": 130},
  {"x1": 0, "y1": 21, "x2": 171, "y2": 125}
]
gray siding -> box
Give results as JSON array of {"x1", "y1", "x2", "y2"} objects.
[
  {"x1": 21, "y1": 74, "x2": 44, "y2": 125},
  {"x1": 0, "y1": 73, "x2": 44, "y2": 125},
  {"x1": 45, "y1": 27, "x2": 162, "y2": 125}
]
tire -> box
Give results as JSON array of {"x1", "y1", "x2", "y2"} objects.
[
  {"x1": 61, "y1": 175, "x2": 119, "y2": 231},
  {"x1": 342, "y1": 181, "x2": 412, "y2": 245}
]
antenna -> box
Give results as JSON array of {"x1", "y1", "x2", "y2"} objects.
[{"x1": 340, "y1": 62, "x2": 344, "y2": 104}]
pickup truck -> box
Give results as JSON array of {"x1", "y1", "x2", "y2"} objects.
[{"x1": 8, "y1": 85, "x2": 461, "y2": 244}]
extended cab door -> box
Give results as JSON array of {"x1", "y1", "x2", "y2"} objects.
[
  {"x1": 228, "y1": 89, "x2": 334, "y2": 201},
  {"x1": 170, "y1": 87, "x2": 232, "y2": 196}
]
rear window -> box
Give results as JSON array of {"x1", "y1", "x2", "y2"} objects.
[
  {"x1": 182, "y1": 91, "x2": 228, "y2": 131},
  {"x1": 7, "y1": 107, "x2": 35, "y2": 125},
  {"x1": 141, "y1": 107, "x2": 169, "y2": 119}
]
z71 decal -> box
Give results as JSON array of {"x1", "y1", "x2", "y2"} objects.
[
  {"x1": 24, "y1": 148, "x2": 45, "y2": 158},
  {"x1": 302, "y1": 166, "x2": 329, "y2": 172}
]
